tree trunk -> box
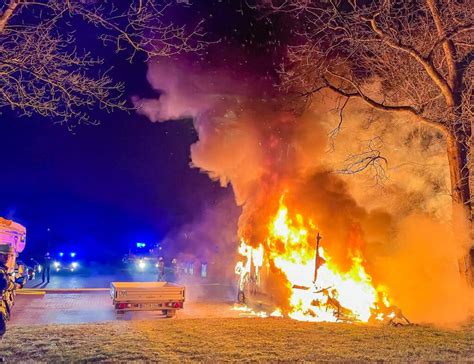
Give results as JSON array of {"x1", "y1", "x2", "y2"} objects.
[
  {"x1": 446, "y1": 130, "x2": 471, "y2": 213},
  {"x1": 446, "y1": 127, "x2": 474, "y2": 284},
  {"x1": 0, "y1": 0, "x2": 20, "y2": 33}
]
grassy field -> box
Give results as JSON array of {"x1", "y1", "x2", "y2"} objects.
[{"x1": 1, "y1": 318, "x2": 473, "y2": 362}]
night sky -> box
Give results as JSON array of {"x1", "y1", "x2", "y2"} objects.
[
  {"x1": 0, "y1": 83, "x2": 230, "y2": 260},
  {"x1": 0, "y1": 0, "x2": 276, "y2": 260}
]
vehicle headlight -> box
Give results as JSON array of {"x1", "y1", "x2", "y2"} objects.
[
  {"x1": 71, "y1": 262, "x2": 78, "y2": 269},
  {"x1": 53, "y1": 261, "x2": 60, "y2": 268},
  {"x1": 138, "y1": 260, "x2": 146, "y2": 270}
]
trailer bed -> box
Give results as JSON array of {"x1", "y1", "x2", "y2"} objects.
[{"x1": 110, "y1": 282, "x2": 185, "y2": 318}]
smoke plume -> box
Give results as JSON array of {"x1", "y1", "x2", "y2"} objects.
[{"x1": 135, "y1": 58, "x2": 473, "y2": 326}]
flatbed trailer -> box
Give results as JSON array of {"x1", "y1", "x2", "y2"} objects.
[{"x1": 110, "y1": 282, "x2": 185, "y2": 318}]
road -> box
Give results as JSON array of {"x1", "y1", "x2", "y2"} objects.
[
  {"x1": 11, "y1": 265, "x2": 248, "y2": 326},
  {"x1": 24, "y1": 264, "x2": 237, "y2": 301},
  {"x1": 26, "y1": 264, "x2": 161, "y2": 289}
]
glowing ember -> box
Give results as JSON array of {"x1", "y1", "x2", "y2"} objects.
[
  {"x1": 235, "y1": 196, "x2": 394, "y2": 323},
  {"x1": 270, "y1": 308, "x2": 283, "y2": 318},
  {"x1": 232, "y1": 304, "x2": 268, "y2": 318}
]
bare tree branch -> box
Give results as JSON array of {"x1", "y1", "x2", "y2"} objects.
[
  {"x1": 0, "y1": 0, "x2": 208, "y2": 127},
  {"x1": 369, "y1": 15, "x2": 455, "y2": 107},
  {"x1": 322, "y1": 74, "x2": 448, "y2": 135},
  {"x1": 0, "y1": 0, "x2": 20, "y2": 32},
  {"x1": 335, "y1": 137, "x2": 388, "y2": 186},
  {"x1": 262, "y1": 0, "x2": 473, "y2": 215},
  {"x1": 328, "y1": 95, "x2": 349, "y2": 140},
  {"x1": 426, "y1": 0, "x2": 457, "y2": 90}
]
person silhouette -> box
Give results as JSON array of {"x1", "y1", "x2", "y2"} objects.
[
  {"x1": 0, "y1": 244, "x2": 14, "y2": 361},
  {"x1": 157, "y1": 257, "x2": 165, "y2": 282},
  {"x1": 42, "y1": 252, "x2": 51, "y2": 283}
]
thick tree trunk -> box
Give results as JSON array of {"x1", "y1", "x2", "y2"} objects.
[
  {"x1": 446, "y1": 130, "x2": 471, "y2": 212},
  {"x1": 446, "y1": 127, "x2": 473, "y2": 284},
  {"x1": 0, "y1": 0, "x2": 20, "y2": 33}
]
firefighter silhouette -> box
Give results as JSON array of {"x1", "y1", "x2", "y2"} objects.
[
  {"x1": 42, "y1": 252, "x2": 51, "y2": 283},
  {"x1": 0, "y1": 245, "x2": 14, "y2": 345},
  {"x1": 157, "y1": 257, "x2": 165, "y2": 281},
  {"x1": 171, "y1": 258, "x2": 179, "y2": 282}
]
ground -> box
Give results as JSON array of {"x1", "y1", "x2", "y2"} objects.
[
  {"x1": 10, "y1": 291, "x2": 246, "y2": 325},
  {"x1": 4, "y1": 266, "x2": 472, "y2": 362},
  {"x1": 1, "y1": 318, "x2": 473, "y2": 361}
]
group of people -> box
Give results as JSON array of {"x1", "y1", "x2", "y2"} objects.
[
  {"x1": 157, "y1": 257, "x2": 179, "y2": 282},
  {"x1": 0, "y1": 249, "x2": 51, "y2": 347}
]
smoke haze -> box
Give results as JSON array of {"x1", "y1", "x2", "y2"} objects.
[{"x1": 135, "y1": 58, "x2": 473, "y2": 326}]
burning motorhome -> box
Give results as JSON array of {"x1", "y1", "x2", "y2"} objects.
[{"x1": 235, "y1": 197, "x2": 403, "y2": 324}]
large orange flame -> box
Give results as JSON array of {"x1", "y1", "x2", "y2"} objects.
[{"x1": 236, "y1": 197, "x2": 394, "y2": 323}]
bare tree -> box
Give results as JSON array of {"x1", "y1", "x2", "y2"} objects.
[
  {"x1": 0, "y1": 0, "x2": 206, "y2": 129},
  {"x1": 259, "y1": 0, "x2": 473, "y2": 224}
]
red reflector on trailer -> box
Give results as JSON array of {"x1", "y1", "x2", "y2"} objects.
[
  {"x1": 173, "y1": 302, "x2": 183, "y2": 309},
  {"x1": 116, "y1": 303, "x2": 132, "y2": 309}
]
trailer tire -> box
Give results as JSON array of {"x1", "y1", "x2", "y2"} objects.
[{"x1": 163, "y1": 309, "x2": 176, "y2": 318}]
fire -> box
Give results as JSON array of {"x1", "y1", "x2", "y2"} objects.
[
  {"x1": 235, "y1": 197, "x2": 394, "y2": 323},
  {"x1": 232, "y1": 304, "x2": 268, "y2": 318},
  {"x1": 235, "y1": 240, "x2": 263, "y2": 293},
  {"x1": 270, "y1": 308, "x2": 283, "y2": 318}
]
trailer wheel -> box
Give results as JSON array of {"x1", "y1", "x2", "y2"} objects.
[
  {"x1": 115, "y1": 310, "x2": 126, "y2": 320},
  {"x1": 237, "y1": 290, "x2": 245, "y2": 304},
  {"x1": 163, "y1": 309, "x2": 176, "y2": 318}
]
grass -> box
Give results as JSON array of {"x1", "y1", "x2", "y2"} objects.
[{"x1": 1, "y1": 318, "x2": 473, "y2": 362}]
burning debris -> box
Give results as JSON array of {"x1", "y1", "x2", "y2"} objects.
[{"x1": 231, "y1": 304, "x2": 269, "y2": 318}]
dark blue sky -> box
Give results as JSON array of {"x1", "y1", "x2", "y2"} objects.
[
  {"x1": 0, "y1": 91, "x2": 228, "y2": 260},
  {"x1": 0, "y1": 0, "x2": 283, "y2": 261}
]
